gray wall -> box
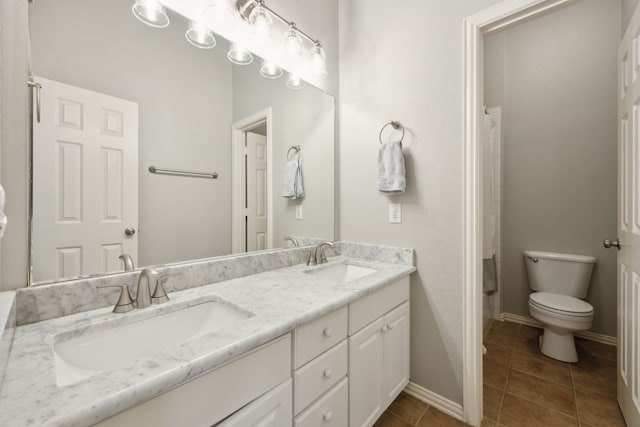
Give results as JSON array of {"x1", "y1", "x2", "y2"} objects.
[
  {"x1": 339, "y1": 0, "x2": 504, "y2": 404},
  {"x1": 232, "y1": 61, "x2": 335, "y2": 246},
  {"x1": 0, "y1": 1, "x2": 30, "y2": 291},
  {"x1": 30, "y1": 0, "x2": 233, "y2": 267},
  {"x1": 484, "y1": 0, "x2": 620, "y2": 336},
  {"x1": 623, "y1": 0, "x2": 640, "y2": 32}
]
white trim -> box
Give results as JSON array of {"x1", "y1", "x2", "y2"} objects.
[
  {"x1": 403, "y1": 382, "x2": 464, "y2": 421},
  {"x1": 231, "y1": 108, "x2": 274, "y2": 254},
  {"x1": 463, "y1": 1, "x2": 574, "y2": 425},
  {"x1": 499, "y1": 312, "x2": 617, "y2": 346}
]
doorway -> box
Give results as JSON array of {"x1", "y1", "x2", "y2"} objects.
[
  {"x1": 464, "y1": 0, "x2": 625, "y2": 425},
  {"x1": 231, "y1": 108, "x2": 273, "y2": 254}
]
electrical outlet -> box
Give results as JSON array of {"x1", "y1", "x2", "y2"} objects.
[
  {"x1": 388, "y1": 203, "x2": 402, "y2": 224},
  {"x1": 296, "y1": 205, "x2": 303, "y2": 220}
]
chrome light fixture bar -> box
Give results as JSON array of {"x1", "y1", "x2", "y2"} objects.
[
  {"x1": 236, "y1": 0, "x2": 316, "y2": 45},
  {"x1": 236, "y1": 0, "x2": 326, "y2": 77}
]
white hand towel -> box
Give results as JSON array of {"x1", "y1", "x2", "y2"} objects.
[
  {"x1": 282, "y1": 159, "x2": 305, "y2": 199},
  {"x1": 378, "y1": 141, "x2": 406, "y2": 195}
]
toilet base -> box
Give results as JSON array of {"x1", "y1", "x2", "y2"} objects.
[{"x1": 539, "y1": 328, "x2": 578, "y2": 363}]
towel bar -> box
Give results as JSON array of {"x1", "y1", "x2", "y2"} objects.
[
  {"x1": 379, "y1": 121, "x2": 405, "y2": 144},
  {"x1": 148, "y1": 166, "x2": 219, "y2": 179}
]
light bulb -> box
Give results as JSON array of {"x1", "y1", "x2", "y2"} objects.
[
  {"x1": 249, "y1": 5, "x2": 272, "y2": 39},
  {"x1": 286, "y1": 73, "x2": 305, "y2": 89},
  {"x1": 227, "y1": 43, "x2": 254, "y2": 65},
  {"x1": 260, "y1": 60, "x2": 283, "y2": 79},
  {"x1": 132, "y1": 0, "x2": 170, "y2": 28},
  {"x1": 283, "y1": 25, "x2": 303, "y2": 59},
  {"x1": 203, "y1": 0, "x2": 236, "y2": 32},
  {"x1": 186, "y1": 21, "x2": 216, "y2": 49},
  {"x1": 310, "y1": 43, "x2": 327, "y2": 78}
]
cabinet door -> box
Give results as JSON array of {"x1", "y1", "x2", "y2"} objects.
[
  {"x1": 382, "y1": 302, "x2": 410, "y2": 407},
  {"x1": 217, "y1": 379, "x2": 292, "y2": 427},
  {"x1": 349, "y1": 318, "x2": 384, "y2": 427}
]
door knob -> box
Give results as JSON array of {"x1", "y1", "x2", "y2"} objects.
[
  {"x1": 125, "y1": 227, "x2": 136, "y2": 236},
  {"x1": 603, "y1": 238, "x2": 621, "y2": 250}
]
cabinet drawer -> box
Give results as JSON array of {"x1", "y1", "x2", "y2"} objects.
[
  {"x1": 97, "y1": 335, "x2": 291, "y2": 427},
  {"x1": 294, "y1": 340, "x2": 347, "y2": 414},
  {"x1": 349, "y1": 276, "x2": 409, "y2": 335},
  {"x1": 294, "y1": 377, "x2": 348, "y2": 427},
  {"x1": 293, "y1": 306, "x2": 348, "y2": 368},
  {"x1": 216, "y1": 379, "x2": 292, "y2": 427}
]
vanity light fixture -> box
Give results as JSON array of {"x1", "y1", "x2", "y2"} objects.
[
  {"x1": 132, "y1": 0, "x2": 170, "y2": 28},
  {"x1": 131, "y1": 0, "x2": 327, "y2": 86},
  {"x1": 227, "y1": 42, "x2": 254, "y2": 65},
  {"x1": 237, "y1": 0, "x2": 327, "y2": 79},
  {"x1": 286, "y1": 73, "x2": 305, "y2": 89},
  {"x1": 260, "y1": 59, "x2": 283, "y2": 78},
  {"x1": 185, "y1": 22, "x2": 216, "y2": 49}
]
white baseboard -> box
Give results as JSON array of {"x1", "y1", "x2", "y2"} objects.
[
  {"x1": 499, "y1": 312, "x2": 617, "y2": 346},
  {"x1": 403, "y1": 381, "x2": 464, "y2": 421}
]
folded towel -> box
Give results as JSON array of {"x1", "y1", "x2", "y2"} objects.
[
  {"x1": 282, "y1": 158, "x2": 305, "y2": 199},
  {"x1": 378, "y1": 141, "x2": 406, "y2": 195}
]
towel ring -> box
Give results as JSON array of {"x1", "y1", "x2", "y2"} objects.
[
  {"x1": 287, "y1": 145, "x2": 301, "y2": 160},
  {"x1": 379, "y1": 121, "x2": 405, "y2": 144}
]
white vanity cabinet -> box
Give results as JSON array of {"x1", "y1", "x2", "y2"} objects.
[
  {"x1": 292, "y1": 306, "x2": 349, "y2": 427},
  {"x1": 348, "y1": 277, "x2": 410, "y2": 427},
  {"x1": 95, "y1": 275, "x2": 411, "y2": 427}
]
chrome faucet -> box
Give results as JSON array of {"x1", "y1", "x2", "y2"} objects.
[
  {"x1": 119, "y1": 254, "x2": 135, "y2": 271},
  {"x1": 135, "y1": 267, "x2": 157, "y2": 309},
  {"x1": 284, "y1": 236, "x2": 300, "y2": 247},
  {"x1": 307, "y1": 242, "x2": 334, "y2": 266},
  {"x1": 99, "y1": 267, "x2": 171, "y2": 313}
]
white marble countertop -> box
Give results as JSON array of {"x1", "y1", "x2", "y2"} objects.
[{"x1": 0, "y1": 256, "x2": 414, "y2": 427}]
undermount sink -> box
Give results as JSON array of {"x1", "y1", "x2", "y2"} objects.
[
  {"x1": 53, "y1": 298, "x2": 253, "y2": 386},
  {"x1": 305, "y1": 263, "x2": 377, "y2": 283}
]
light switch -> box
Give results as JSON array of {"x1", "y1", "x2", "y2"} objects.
[
  {"x1": 388, "y1": 203, "x2": 402, "y2": 224},
  {"x1": 296, "y1": 204, "x2": 303, "y2": 220}
]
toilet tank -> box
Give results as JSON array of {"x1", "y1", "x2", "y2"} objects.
[{"x1": 523, "y1": 251, "x2": 596, "y2": 298}]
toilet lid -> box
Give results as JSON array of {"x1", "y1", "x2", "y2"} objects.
[{"x1": 529, "y1": 292, "x2": 593, "y2": 315}]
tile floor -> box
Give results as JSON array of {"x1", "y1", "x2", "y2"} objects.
[{"x1": 374, "y1": 320, "x2": 625, "y2": 427}]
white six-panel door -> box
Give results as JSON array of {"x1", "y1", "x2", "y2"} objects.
[
  {"x1": 246, "y1": 132, "x2": 268, "y2": 252},
  {"x1": 618, "y1": 8, "x2": 640, "y2": 426},
  {"x1": 32, "y1": 77, "x2": 138, "y2": 282}
]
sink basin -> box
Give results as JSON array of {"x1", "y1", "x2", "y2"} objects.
[
  {"x1": 305, "y1": 263, "x2": 377, "y2": 283},
  {"x1": 53, "y1": 298, "x2": 253, "y2": 386}
]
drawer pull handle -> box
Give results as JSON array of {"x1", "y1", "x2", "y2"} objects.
[
  {"x1": 323, "y1": 327, "x2": 333, "y2": 337},
  {"x1": 323, "y1": 411, "x2": 333, "y2": 422},
  {"x1": 323, "y1": 368, "x2": 333, "y2": 379},
  {"x1": 387, "y1": 323, "x2": 394, "y2": 330},
  {"x1": 381, "y1": 325, "x2": 389, "y2": 333}
]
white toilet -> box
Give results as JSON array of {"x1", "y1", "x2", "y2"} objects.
[{"x1": 524, "y1": 250, "x2": 596, "y2": 363}]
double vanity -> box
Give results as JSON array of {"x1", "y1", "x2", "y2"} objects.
[{"x1": 0, "y1": 242, "x2": 415, "y2": 426}]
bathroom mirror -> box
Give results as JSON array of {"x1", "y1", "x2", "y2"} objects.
[{"x1": 28, "y1": 0, "x2": 335, "y2": 285}]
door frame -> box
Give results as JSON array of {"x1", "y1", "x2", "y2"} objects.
[
  {"x1": 231, "y1": 108, "x2": 273, "y2": 254},
  {"x1": 462, "y1": 0, "x2": 573, "y2": 424}
]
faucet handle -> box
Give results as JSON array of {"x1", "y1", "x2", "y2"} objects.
[
  {"x1": 306, "y1": 250, "x2": 317, "y2": 266},
  {"x1": 98, "y1": 284, "x2": 135, "y2": 313},
  {"x1": 151, "y1": 275, "x2": 173, "y2": 304}
]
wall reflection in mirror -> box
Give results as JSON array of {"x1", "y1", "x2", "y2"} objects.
[{"x1": 29, "y1": 0, "x2": 335, "y2": 285}]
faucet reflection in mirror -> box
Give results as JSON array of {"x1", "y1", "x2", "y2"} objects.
[{"x1": 131, "y1": 0, "x2": 327, "y2": 83}]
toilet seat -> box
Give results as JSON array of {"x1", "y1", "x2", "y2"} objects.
[{"x1": 529, "y1": 292, "x2": 593, "y2": 317}]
